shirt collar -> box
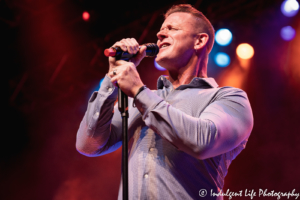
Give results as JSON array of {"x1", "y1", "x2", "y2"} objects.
[{"x1": 157, "y1": 75, "x2": 219, "y2": 90}]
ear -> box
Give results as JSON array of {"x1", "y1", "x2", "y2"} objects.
[{"x1": 194, "y1": 33, "x2": 209, "y2": 51}]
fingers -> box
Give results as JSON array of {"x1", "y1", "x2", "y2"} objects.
[
  {"x1": 108, "y1": 38, "x2": 143, "y2": 71},
  {"x1": 109, "y1": 61, "x2": 136, "y2": 79},
  {"x1": 110, "y1": 73, "x2": 120, "y2": 87},
  {"x1": 136, "y1": 45, "x2": 147, "y2": 59},
  {"x1": 122, "y1": 38, "x2": 139, "y2": 54},
  {"x1": 108, "y1": 66, "x2": 120, "y2": 86},
  {"x1": 108, "y1": 67, "x2": 119, "y2": 78},
  {"x1": 110, "y1": 66, "x2": 126, "y2": 87},
  {"x1": 108, "y1": 58, "x2": 130, "y2": 72},
  {"x1": 115, "y1": 60, "x2": 129, "y2": 66},
  {"x1": 112, "y1": 41, "x2": 127, "y2": 52},
  {"x1": 109, "y1": 61, "x2": 143, "y2": 97},
  {"x1": 112, "y1": 38, "x2": 139, "y2": 54},
  {"x1": 130, "y1": 45, "x2": 146, "y2": 66}
]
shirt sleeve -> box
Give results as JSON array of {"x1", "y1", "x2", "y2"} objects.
[
  {"x1": 76, "y1": 75, "x2": 123, "y2": 157},
  {"x1": 134, "y1": 86, "x2": 254, "y2": 160}
]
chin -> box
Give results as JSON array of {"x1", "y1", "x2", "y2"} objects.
[
  {"x1": 155, "y1": 56, "x2": 161, "y2": 63},
  {"x1": 155, "y1": 56, "x2": 165, "y2": 66},
  {"x1": 156, "y1": 53, "x2": 169, "y2": 64},
  {"x1": 156, "y1": 58, "x2": 174, "y2": 71}
]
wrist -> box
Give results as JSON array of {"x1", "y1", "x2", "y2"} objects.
[
  {"x1": 132, "y1": 85, "x2": 147, "y2": 108},
  {"x1": 132, "y1": 84, "x2": 145, "y2": 97}
]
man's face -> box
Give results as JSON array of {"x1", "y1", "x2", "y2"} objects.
[{"x1": 156, "y1": 12, "x2": 199, "y2": 70}]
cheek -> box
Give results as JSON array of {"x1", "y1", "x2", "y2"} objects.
[
  {"x1": 176, "y1": 40, "x2": 195, "y2": 60},
  {"x1": 177, "y1": 35, "x2": 195, "y2": 48},
  {"x1": 175, "y1": 41, "x2": 194, "y2": 55}
]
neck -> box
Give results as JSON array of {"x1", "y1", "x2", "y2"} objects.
[{"x1": 167, "y1": 54, "x2": 207, "y2": 89}]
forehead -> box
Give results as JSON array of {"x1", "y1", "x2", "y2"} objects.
[{"x1": 161, "y1": 12, "x2": 198, "y2": 29}]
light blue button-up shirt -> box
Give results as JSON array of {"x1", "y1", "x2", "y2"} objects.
[{"x1": 76, "y1": 75, "x2": 253, "y2": 200}]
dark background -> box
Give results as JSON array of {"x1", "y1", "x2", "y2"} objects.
[{"x1": 2, "y1": 0, "x2": 300, "y2": 199}]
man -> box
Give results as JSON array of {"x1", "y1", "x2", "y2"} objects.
[{"x1": 76, "y1": 4, "x2": 253, "y2": 200}]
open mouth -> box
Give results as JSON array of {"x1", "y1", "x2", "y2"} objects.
[{"x1": 159, "y1": 43, "x2": 171, "y2": 49}]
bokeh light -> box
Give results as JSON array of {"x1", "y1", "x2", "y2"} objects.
[
  {"x1": 215, "y1": 28, "x2": 233, "y2": 46},
  {"x1": 236, "y1": 43, "x2": 254, "y2": 59},
  {"x1": 92, "y1": 77, "x2": 104, "y2": 93},
  {"x1": 281, "y1": 26, "x2": 296, "y2": 41},
  {"x1": 154, "y1": 60, "x2": 166, "y2": 71},
  {"x1": 281, "y1": 0, "x2": 299, "y2": 17},
  {"x1": 99, "y1": 77, "x2": 104, "y2": 87},
  {"x1": 214, "y1": 52, "x2": 231, "y2": 67},
  {"x1": 82, "y1": 11, "x2": 90, "y2": 21}
]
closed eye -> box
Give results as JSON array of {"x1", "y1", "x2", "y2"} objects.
[{"x1": 160, "y1": 25, "x2": 179, "y2": 31}]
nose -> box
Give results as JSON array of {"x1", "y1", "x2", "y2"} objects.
[{"x1": 157, "y1": 29, "x2": 168, "y2": 41}]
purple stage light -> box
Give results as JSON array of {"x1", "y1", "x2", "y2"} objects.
[
  {"x1": 281, "y1": 26, "x2": 296, "y2": 41},
  {"x1": 154, "y1": 60, "x2": 166, "y2": 71}
]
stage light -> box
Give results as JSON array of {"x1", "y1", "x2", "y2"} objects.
[
  {"x1": 88, "y1": 77, "x2": 105, "y2": 97},
  {"x1": 281, "y1": 26, "x2": 296, "y2": 41},
  {"x1": 99, "y1": 77, "x2": 104, "y2": 87},
  {"x1": 154, "y1": 60, "x2": 166, "y2": 71},
  {"x1": 236, "y1": 43, "x2": 254, "y2": 59},
  {"x1": 214, "y1": 52, "x2": 230, "y2": 67},
  {"x1": 215, "y1": 29, "x2": 233, "y2": 46},
  {"x1": 281, "y1": 0, "x2": 299, "y2": 17},
  {"x1": 82, "y1": 11, "x2": 90, "y2": 21}
]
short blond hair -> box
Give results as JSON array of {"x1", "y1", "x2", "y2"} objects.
[{"x1": 165, "y1": 4, "x2": 215, "y2": 53}]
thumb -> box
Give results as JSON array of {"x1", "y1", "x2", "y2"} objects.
[{"x1": 131, "y1": 45, "x2": 147, "y2": 66}]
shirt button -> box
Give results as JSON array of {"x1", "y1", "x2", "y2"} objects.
[
  {"x1": 95, "y1": 112, "x2": 99, "y2": 116},
  {"x1": 149, "y1": 148, "x2": 154, "y2": 152},
  {"x1": 144, "y1": 174, "x2": 148, "y2": 178},
  {"x1": 108, "y1": 88, "x2": 112, "y2": 92}
]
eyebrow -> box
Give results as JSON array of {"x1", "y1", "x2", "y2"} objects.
[{"x1": 160, "y1": 24, "x2": 180, "y2": 31}]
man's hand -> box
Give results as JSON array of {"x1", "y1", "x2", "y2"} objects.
[{"x1": 107, "y1": 38, "x2": 146, "y2": 98}]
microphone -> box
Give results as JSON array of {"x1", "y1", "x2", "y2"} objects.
[{"x1": 104, "y1": 43, "x2": 159, "y2": 61}]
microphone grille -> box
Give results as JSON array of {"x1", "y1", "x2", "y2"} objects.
[{"x1": 145, "y1": 43, "x2": 159, "y2": 57}]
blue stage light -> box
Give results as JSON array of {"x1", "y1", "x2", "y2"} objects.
[
  {"x1": 281, "y1": 0, "x2": 299, "y2": 17},
  {"x1": 215, "y1": 52, "x2": 230, "y2": 67},
  {"x1": 215, "y1": 29, "x2": 233, "y2": 46},
  {"x1": 281, "y1": 26, "x2": 296, "y2": 41},
  {"x1": 92, "y1": 77, "x2": 105, "y2": 92},
  {"x1": 88, "y1": 77, "x2": 104, "y2": 99},
  {"x1": 99, "y1": 77, "x2": 104, "y2": 86},
  {"x1": 154, "y1": 60, "x2": 166, "y2": 71}
]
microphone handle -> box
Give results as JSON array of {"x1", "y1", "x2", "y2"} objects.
[
  {"x1": 104, "y1": 43, "x2": 159, "y2": 61},
  {"x1": 114, "y1": 47, "x2": 136, "y2": 61}
]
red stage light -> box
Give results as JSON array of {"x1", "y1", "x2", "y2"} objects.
[{"x1": 82, "y1": 11, "x2": 90, "y2": 21}]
